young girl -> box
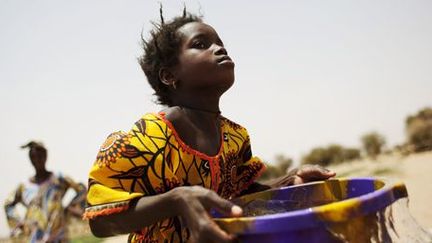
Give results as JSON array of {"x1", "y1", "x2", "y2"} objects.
[{"x1": 84, "y1": 8, "x2": 335, "y2": 243}]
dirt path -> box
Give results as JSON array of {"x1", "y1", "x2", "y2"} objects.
[
  {"x1": 398, "y1": 152, "x2": 432, "y2": 231},
  {"x1": 329, "y1": 151, "x2": 432, "y2": 232},
  {"x1": 103, "y1": 235, "x2": 129, "y2": 243}
]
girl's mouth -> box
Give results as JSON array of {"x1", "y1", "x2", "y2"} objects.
[{"x1": 217, "y1": 56, "x2": 235, "y2": 66}]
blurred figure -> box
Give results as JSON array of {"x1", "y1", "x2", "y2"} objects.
[{"x1": 4, "y1": 141, "x2": 86, "y2": 243}]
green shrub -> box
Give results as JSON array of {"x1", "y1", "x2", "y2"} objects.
[
  {"x1": 361, "y1": 132, "x2": 386, "y2": 159},
  {"x1": 406, "y1": 107, "x2": 432, "y2": 152},
  {"x1": 344, "y1": 148, "x2": 362, "y2": 161},
  {"x1": 301, "y1": 144, "x2": 360, "y2": 166}
]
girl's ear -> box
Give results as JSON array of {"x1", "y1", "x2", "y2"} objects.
[{"x1": 159, "y1": 68, "x2": 176, "y2": 87}]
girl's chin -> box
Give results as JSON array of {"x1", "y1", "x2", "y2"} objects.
[
  {"x1": 216, "y1": 79, "x2": 234, "y2": 92},
  {"x1": 218, "y1": 72, "x2": 234, "y2": 85}
]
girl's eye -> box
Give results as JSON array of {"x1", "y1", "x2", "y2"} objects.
[{"x1": 192, "y1": 40, "x2": 207, "y2": 49}]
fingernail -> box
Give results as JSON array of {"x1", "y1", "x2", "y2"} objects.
[{"x1": 231, "y1": 205, "x2": 243, "y2": 215}]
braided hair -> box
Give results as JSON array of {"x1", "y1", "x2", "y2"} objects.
[{"x1": 138, "y1": 5, "x2": 202, "y2": 106}]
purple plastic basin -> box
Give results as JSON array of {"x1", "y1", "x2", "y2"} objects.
[{"x1": 213, "y1": 178, "x2": 408, "y2": 243}]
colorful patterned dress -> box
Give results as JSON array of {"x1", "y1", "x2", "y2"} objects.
[
  {"x1": 84, "y1": 113, "x2": 266, "y2": 242},
  {"x1": 4, "y1": 173, "x2": 86, "y2": 243}
]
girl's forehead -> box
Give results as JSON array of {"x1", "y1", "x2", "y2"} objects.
[{"x1": 177, "y1": 22, "x2": 219, "y2": 40}]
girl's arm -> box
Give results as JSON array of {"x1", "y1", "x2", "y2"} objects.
[
  {"x1": 238, "y1": 182, "x2": 270, "y2": 196},
  {"x1": 267, "y1": 165, "x2": 336, "y2": 188},
  {"x1": 239, "y1": 165, "x2": 336, "y2": 196},
  {"x1": 62, "y1": 176, "x2": 86, "y2": 217},
  {"x1": 4, "y1": 185, "x2": 24, "y2": 236},
  {"x1": 89, "y1": 186, "x2": 242, "y2": 243}
]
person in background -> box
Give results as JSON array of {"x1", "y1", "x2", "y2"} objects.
[{"x1": 4, "y1": 141, "x2": 86, "y2": 242}]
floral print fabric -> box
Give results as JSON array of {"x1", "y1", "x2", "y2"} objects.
[{"x1": 84, "y1": 113, "x2": 265, "y2": 242}]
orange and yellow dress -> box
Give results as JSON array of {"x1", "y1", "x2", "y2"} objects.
[{"x1": 84, "y1": 113, "x2": 265, "y2": 242}]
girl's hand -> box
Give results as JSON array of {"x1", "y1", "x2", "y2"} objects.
[
  {"x1": 10, "y1": 222, "x2": 24, "y2": 237},
  {"x1": 270, "y1": 164, "x2": 336, "y2": 188},
  {"x1": 168, "y1": 186, "x2": 242, "y2": 243}
]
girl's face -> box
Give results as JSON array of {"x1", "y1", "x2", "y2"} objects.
[
  {"x1": 173, "y1": 22, "x2": 234, "y2": 94},
  {"x1": 30, "y1": 149, "x2": 47, "y2": 171}
]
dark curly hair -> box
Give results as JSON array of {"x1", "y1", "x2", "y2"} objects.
[{"x1": 138, "y1": 6, "x2": 202, "y2": 106}]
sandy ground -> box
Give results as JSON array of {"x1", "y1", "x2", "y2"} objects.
[
  {"x1": 103, "y1": 235, "x2": 129, "y2": 243},
  {"x1": 328, "y1": 151, "x2": 432, "y2": 232},
  {"x1": 397, "y1": 152, "x2": 432, "y2": 231}
]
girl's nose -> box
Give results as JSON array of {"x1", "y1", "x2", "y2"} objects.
[{"x1": 213, "y1": 44, "x2": 228, "y2": 56}]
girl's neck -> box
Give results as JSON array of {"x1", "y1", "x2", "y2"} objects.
[
  {"x1": 179, "y1": 105, "x2": 221, "y2": 116},
  {"x1": 172, "y1": 94, "x2": 221, "y2": 117},
  {"x1": 34, "y1": 169, "x2": 51, "y2": 183}
]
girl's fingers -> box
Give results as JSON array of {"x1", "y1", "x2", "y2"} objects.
[
  {"x1": 296, "y1": 165, "x2": 336, "y2": 181},
  {"x1": 292, "y1": 176, "x2": 305, "y2": 185},
  {"x1": 231, "y1": 205, "x2": 243, "y2": 216},
  {"x1": 204, "y1": 190, "x2": 243, "y2": 217},
  {"x1": 184, "y1": 200, "x2": 233, "y2": 243},
  {"x1": 204, "y1": 219, "x2": 234, "y2": 243}
]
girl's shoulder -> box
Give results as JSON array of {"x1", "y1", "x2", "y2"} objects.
[
  {"x1": 97, "y1": 112, "x2": 168, "y2": 148},
  {"x1": 219, "y1": 116, "x2": 250, "y2": 137},
  {"x1": 94, "y1": 113, "x2": 170, "y2": 168},
  {"x1": 132, "y1": 111, "x2": 174, "y2": 135},
  {"x1": 157, "y1": 106, "x2": 183, "y2": 122}
]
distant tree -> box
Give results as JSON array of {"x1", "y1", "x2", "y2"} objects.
[
  {"x1": 302, "y1": 147, "x2": 332, "y2": 166},
  {"x1": 344, "y1": 148, "x2": 362, "y2": 161},
  {"x1": 301, "y1": 144, "x2": 360, "y2": 166},
  {"x1": 406, "y1": 107, "x2": 432, "y2": 125},
  {"x1": 259, "y1": 154, "x2": 293, "y2": 181},
  {"x1": 361, "y1": 132, "x2": 386, "y2": 159},
  {"x1": 406, "y1": 107, "x2": 432, "y2": 152}
]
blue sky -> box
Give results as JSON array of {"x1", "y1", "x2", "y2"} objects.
[{"x1": 1, "y1": 0, "x2": 431, "y2": 236}]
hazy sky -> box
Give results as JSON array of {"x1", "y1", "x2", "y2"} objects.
[{"x1": 1, "y1": 0, "x2": 431, "y2": 237}]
